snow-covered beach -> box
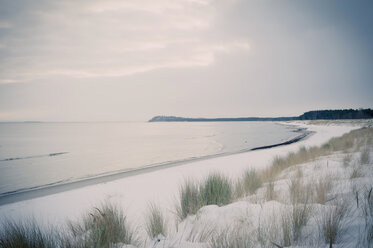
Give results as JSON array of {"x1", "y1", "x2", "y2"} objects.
[
  {"x1": 0, "y1": 120, "x2": 372, "y2": 247},
  {"x1": 0, "y1": 122, "x2": 309, "y2": 206},
  {"x1": 0, "y1": 121, "x2": 302, "y2": 196},
  {"x1": 1, "y1": 0, "x2": 373, "y2": 246}
]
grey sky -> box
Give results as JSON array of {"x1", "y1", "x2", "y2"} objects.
[{"x1": 0, "y1": 0, "x2": 372, "y2": 121}]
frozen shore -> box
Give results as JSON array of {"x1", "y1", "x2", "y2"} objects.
[
  {"x1": 0, "y1": 122, "x2": 358, "y2": 221},
  {"x1": 0, "y1": 120, "x2": 372, "y2": 247},
  {"x1": 0, "y1": 123, "x2": 309, "y2": 206}
]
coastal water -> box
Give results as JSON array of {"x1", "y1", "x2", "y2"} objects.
[{"x1": 0, "y1": 122, "x2": 302, "y2": 195}]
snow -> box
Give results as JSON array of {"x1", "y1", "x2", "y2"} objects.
[{"x1": 0, "y1": 120, "x2": 372, "y2": 247}]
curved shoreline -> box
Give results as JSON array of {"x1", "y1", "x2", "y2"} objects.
[
  {"x1": 0, "y1": 125, "x2": 311, "y2": 206},
  {"x1": 251, "y1": 129, "x2": 312, "y2": 150}
]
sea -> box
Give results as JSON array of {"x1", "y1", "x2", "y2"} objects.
[{"x1": 0, "y1": 121, "x2": 302, "y2": 196}]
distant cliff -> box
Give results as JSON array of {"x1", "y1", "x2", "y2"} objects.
[{"x1": 149, "y1": 108, "x2": 373, "y2": 122}]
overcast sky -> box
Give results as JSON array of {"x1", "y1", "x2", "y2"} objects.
[{"x1": 0, "y1": 0, "x2": 372, "y2": 121}]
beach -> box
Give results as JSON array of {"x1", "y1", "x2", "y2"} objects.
[
  {"x1": 1, "y1": 0, "x2": 372, "y2": 246},
  {"x1": 0, "y1": 122, "x2": 358, "y2": 220},
  {"x1": 0, "y1": 122, "x2": 309, "y2": 206},
  {"x1": 0, "y1": 121, "x2": 302, "y2": 196},
  {"x1": 0, "y1": 120, "x2": 372, "y2": 247}
]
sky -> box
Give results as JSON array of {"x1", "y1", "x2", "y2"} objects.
[{"x1": 0, "y1": 0, "x2": 372, "y2": 121}]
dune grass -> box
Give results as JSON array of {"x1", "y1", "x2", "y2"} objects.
[
  {"x1": 206, "y1": 128, "x2": 372, "y2": 247},
  {"x1": 342, "y1": 154, "x2": 352, "y2": 167},
  {"x1": 318, "y1": 199, "x2": 350, "y2": 247},
  {"x1": 176, "y1": 180, "x2": 202, "y2": 220},
  {"x1": 285, "y1": 177, "x2": 313, "y2": 242},
  {"x1": 360, "y1": 148, "x2": 371, "y2": 165},
  {"x1": 200, "y1": 173, "x2": 233, "y2": 207},
  {"x1": 176, "y1": 174, "x2": 233, "y2": 220},
  {"x1": 362, "y1": 187, "x2": 373, "y2": 219},
  {"x1": 279, "y1": 203, "x2": 312, "y2": 247},
  {"x1": 1, "y1": 127, "x2": 371, "y2": 247},
  {"x1": 361, "y1": 187, "x2": 373, "y2": 245},
  {"x1": 265, "y1": 179, "x2": 275, "y2": 201},
  {"x1": 261, "y1": 127, "x2": 373, "y2": 183},
  {"x1": 288, "y1": 177, "x2": 312, "y2": 204},
  {"x1": 314, "y1": 176, "x2": 333, "y2": 204},
  {"x1": 184, "y1": 223, "x2": 215, "y2": 243},
  {"x1": 177, "y1": 128, "x2": 373, "y2": 220},
  {"x1": 256, "y1": 214, "x2": 280, "y2": 247},
  {"x1": 263, "y1": 146, "x2": 326, "y2": 181},
  {"x1": 210, "y1": 226, "x2": 253, "y2": 248},
  {"x1": 234, "y1": 169, "x2": 262, "y2": 199},
  {"x1": 65, "y1": 203, "x2": 137, "y2": 248},
  {"x1": 145, "y1": 203, "x2": 167, "y2": 239},
  {"x1": 292, "y1": 204, "x2": 312, "y2": 242},
  {"x1": 281, "y1": 211, "x2": 292, "y2": 247},
  {"x1": 350, "y1": 165, "x2": 363, "y2": 179},
  {"x1": 263, "y1": 145, "x2": 323, "y2": 181},
  {"x1": 242, "y1": 169, "x2": 262, "y2": 195},
  {"x1": 189, "y1": 127, "x2": 371, "y2": 246},
  {"x1": 0, "y1": 219, "x2": 58, "y2": 248},
  {"x1": 233, "y1": 179, "x2": 245, "y2": 199},
  {"x1": 0, "y1": 205, "x2": 138, "y2": 248}
]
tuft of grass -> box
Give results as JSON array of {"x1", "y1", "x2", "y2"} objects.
[
  {"x1": 361, "y1": 187, "x2": 373, "y2": 245},
  {"x1": 234, "y1": 169, "x2": 262, "y2": 199},
  {"x1": 145, "y1": 203, "x2": 167, "y2": 239},
  {"x1": 200, "y1": 173, "x2": 233, "y2": 207},
  {"x1": 0, "y1": 219, "x2": 57, "y2": 248},
  {"x1": 176, "y1": 180, "x2": 201, "y2": 220},
  {"x1": 66, "y1": 203, "x2": 137, "y2": 248},
  {"x1": 280, "y1": 210, "x2": 292, "y2": 247},
  {"x1": 262, "y1": 146, "x2": 324, "y2": 182},
  {"x1": 261, "y1": 128, "x2": 373, "y2": 183},
  {"x1": 280, "y1": 204, "x2": 312, "y2": 246},
  {"x1": 233, "y1": 179, "x2": 245, "y2": 199},
  {"x1": 318, "y1": 199, "x2": 350, "y2": 247},
  {"x1": 295, "y1": 166, "x2": 303, "y2": 178},
  {"x1": 328, "y1": 134, "x2": 354, "y2": 152},
  {"x1": 256, "y1": 211, "x2": 285, "y2": 247},
  {"x1": 314, "y1": 176, "x2": 332, "y2": 205},
  {"x1": 265, "y1": 180, "x2": 275, "y2": 201},
  {"x1": 350, "y1": 166, "x2": 362, "y2": 179},
  {"x1": 342, "y1": 154, "x2": 352, "y2": 168},
  {"x1": 210, "y1": 226, "x2": 253, "y2": 248},
  {"x1": 176, "y1": 174, "x2": 233, "y2": 221},
  {"x1": 184, "y1": 223, "x2": 216, "y2": 243},
  {"x1": 360, "y1": 149, "x2": 370, "y2": 165},
  {"x1": 291, "y1": 204, "x2": 312, "y2": 242},
  {"x1": 242, "y1": 169, "x2": 262, "y2": 195},
  {"x1": 362, "y1": 187, "x2": 373, "y2": 219},
  {"x1": 288, "y1": 177, "x2": 312, "y2": 204}
]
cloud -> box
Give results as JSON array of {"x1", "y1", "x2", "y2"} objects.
[
  {"x1": 0, "y1": 21, "x2": 12, "y2": 29},
  {"x1": 0, "y1": 0, "x2": 372, "y2": 121},
  {"x1": 0, "y1": 0, "x2": 249, "y2": 83},
  {"x1": 1, "y1": 40, "x2": 249, "y2": 80}
]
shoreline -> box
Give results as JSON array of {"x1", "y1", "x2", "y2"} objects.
[{"x1": 0, "y1": 124, "x2": 311, "y2": 206}]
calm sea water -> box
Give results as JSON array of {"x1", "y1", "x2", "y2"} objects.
[{"x1": 0, "y1": 122, "x2": 300, "y2": 195}]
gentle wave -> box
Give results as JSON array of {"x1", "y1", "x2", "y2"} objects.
[
  {"x1": 0, "y1": 122, "x2": 303, "y2": 196},
  {"x1": 0, "y1": 152, "x2": 68, "y2": 162}
]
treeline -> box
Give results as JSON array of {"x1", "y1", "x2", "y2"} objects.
[
  {"x1": 149, "y1": 116, "x2": 297, "y2": 122},
  {"x1": 299, "y1": 109, "x2": 373, "y2": 120},
  {"x1": 149, "y1": 108, "x2": 373, "y2": 122}
]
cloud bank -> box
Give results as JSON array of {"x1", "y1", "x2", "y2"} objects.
[{"x1": 0, "y1": 0, "x2": 372, "y2": 121}]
